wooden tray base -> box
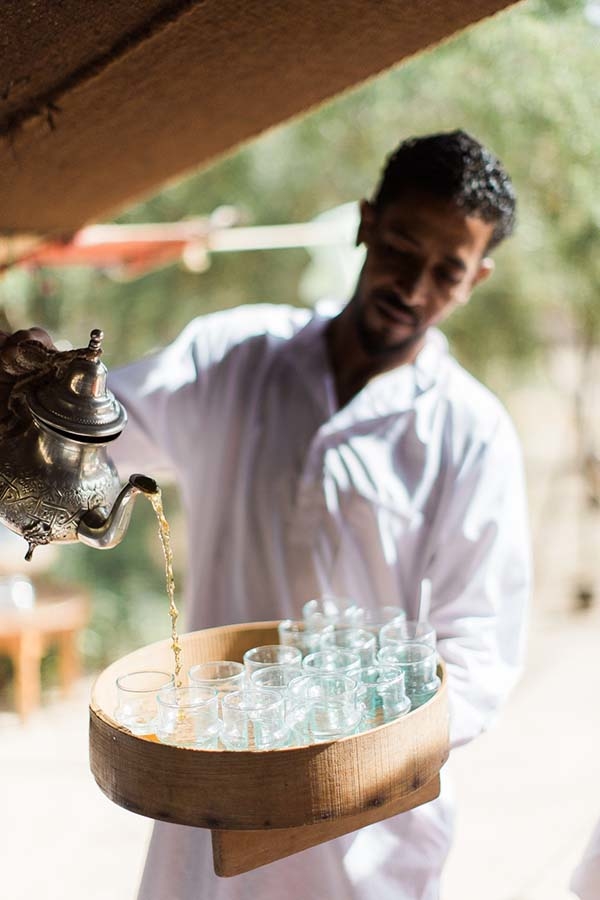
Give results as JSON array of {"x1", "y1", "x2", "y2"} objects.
[{"x1": 212, "y1": 774, "x2": 440, "y2": 876}]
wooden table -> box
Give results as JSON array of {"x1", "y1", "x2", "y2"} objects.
[{"x1": 0, "y1": 583, "x2": 90, "y2": 722}]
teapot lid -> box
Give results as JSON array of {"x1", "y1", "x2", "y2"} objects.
[{"x1": 26, "y1": 329, "x2": 127, "y2": 440}]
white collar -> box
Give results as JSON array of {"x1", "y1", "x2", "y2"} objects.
[{"x1": 284, "y1": 310, "x2": 448, "y2": 424}]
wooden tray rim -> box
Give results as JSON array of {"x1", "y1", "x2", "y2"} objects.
[
  {"x1": 90, "y1": 620, "x2": 447, "y2": 756},
  {"x1": 89, "y1": 621, "x2": 450, "y2": 831}
]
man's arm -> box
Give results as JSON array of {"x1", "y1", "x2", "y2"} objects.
[
  {"x1": 427, "y1": 411, "x2": 531, "y2": 748},
  {"x1": 109, "y1": 328, "x2": 207, "y2": 478}
]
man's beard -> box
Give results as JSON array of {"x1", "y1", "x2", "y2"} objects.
[{"x1": 352, "y1": 299, "x2": 424, "y2": 360}]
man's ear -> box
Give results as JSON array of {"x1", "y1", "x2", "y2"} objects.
[
  {"x1": 356, "y1": 199, "x2": 376, "y2": 247},
  {"x1": 456, "y1": 257, "x2": 494, "y2": 307},
  {"x1": 472, "y1": 256, "x2": 495, "y2": 288}
]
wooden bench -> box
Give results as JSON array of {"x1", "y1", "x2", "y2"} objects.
[{"x1": 0, "y1": 582, "x2": 90, "y2": 722}]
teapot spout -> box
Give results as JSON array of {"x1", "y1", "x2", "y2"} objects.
[{"x1": 77, "y1": 474, "x2": 158, "y2": 550}]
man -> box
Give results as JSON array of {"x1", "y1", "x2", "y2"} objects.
[{"x1": 1, "y1": 130, "x2": 530, "y2": 899}]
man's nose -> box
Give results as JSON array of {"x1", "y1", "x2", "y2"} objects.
[{"x1": 396, "y1": 266, "x2": 428, "y2": 305}]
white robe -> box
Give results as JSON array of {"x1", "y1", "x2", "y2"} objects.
[
  {"x1": 110, "y1": 303, "x2": 530, "y2": 900},
  {"x1": 571, "y1": 818, "x2": 600, "y2": 899}
]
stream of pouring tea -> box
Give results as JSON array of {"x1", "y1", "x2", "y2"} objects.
[{"x1": 148, "y1": 488, "x2": 183, "y2": 686}]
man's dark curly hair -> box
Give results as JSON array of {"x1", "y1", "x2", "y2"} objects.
[{"x1": 372, "y1": 130, "x2": 516, "y2": 250}]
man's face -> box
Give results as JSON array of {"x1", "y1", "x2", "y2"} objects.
[{"x1": 350, "y1": 189, "x2": 495, "y2": 359}]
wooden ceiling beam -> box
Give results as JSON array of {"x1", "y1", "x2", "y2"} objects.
[{"x1": 0, "y1": 0, "x2": 520, "y2": 236}]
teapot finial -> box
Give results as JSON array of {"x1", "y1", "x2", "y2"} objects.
[{"x1": 88, "y1": 329, "x2": 104, "y2": 356}]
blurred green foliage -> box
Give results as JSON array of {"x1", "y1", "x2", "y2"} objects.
[{"x1": 0, "y1": 0, "x2": 597, "y2": 682}]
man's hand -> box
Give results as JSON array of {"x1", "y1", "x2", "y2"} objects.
[
  {"x1": 0, "y1": 327, "x2": 56, "y2": 418},
  {"x1": 0, "y1": 328, "x2": 56, "y2": 376}
]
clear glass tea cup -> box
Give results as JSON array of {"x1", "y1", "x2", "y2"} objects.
[
  {"x1": 277, "y1": 619, "x2": 328, "y2": 657},
  {"x1": 243, "y1": 645, "x2": 302, "y2": 677},
  {"x1": 221, "y1": 688, "x2": 289, "y2": 750},
  {"x1": 353, "y1": 605, "x2": 406, "y2": 646},
  {"x1": 188, "y1": 660, "x2": 245, "y2": 710},
  {"x1": 355, "y1": 664, "x2": 411, "y2": 726},
  {"x1": 302, "y1": 647, "x2": 361, "y2": 676},
  {"x1": 377, "y1": 641, "x2": 440, "y2": 708},
  {"x1": 379, "y1": 619, "x2": 436, "y2": 650},
  {"x1": 115, "y1": 670, "x2": 174, "y2": 736},
  {"x1": 287, "y1": 673, "x2": 364, "y2": 742},
  {"x1": 302, "y1": 595, "x2": 362, "y2": 629},
  {"x1": 251, "y1": 664, "x2": 302, "y2": 712},
  {"x1": 319, "y1": 627, "x2": 377, "y2": 666},
  {"x1": 155, "y1": 685, "x2": 221, "y2": 749}
]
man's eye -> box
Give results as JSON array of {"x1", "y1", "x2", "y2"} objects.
[
  {"x1": 436, "y1": 268, "x2": 462, "y2": 286},
  {"x1": 381, "y1": 242, "x2": 408, "y2": 259}
]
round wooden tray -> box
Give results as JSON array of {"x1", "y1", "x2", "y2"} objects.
[{"x1": 89, "y1": 621, "x2": 449, "y2": 876}]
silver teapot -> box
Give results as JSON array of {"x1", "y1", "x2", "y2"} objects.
[{"x1": 0, "y1": 329, "x2": 158, "y2": 561}]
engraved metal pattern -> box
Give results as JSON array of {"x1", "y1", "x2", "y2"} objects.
[{"x1": 0, "y1": 423, "x2": 120, "y2": 552}]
